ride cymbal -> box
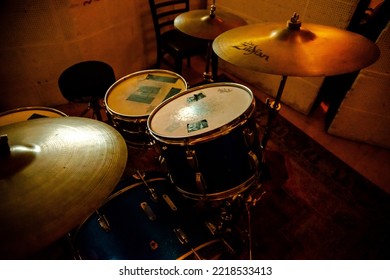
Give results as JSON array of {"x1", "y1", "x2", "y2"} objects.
[
  {"x1": 174, "y1": 8, "x2": 247, "y2": 40},
  {"x1": 0, "y1": 117, "x2": 127, "y2": 259},
  {"x1": 212, "y1": 14, "x2": 380, "y2": 76}
]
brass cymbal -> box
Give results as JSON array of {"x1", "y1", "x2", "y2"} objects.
[
  {"x1": 0, "y1": 117, "x2": 128, "y2": 258},
  {"x1": 212, "y1": 17, "x2": 380, "y2": 76},
  {"x1": 174, "y1": 9, "x2": 247, "y2": 40}
]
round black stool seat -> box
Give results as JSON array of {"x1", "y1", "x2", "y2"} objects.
[{"x1": 58, "y1": 61, "x2": 115, "y2": 103}]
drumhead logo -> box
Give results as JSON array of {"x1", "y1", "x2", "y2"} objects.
[{"x1": 232, "y1": 41, "x2": 270, "y2": 61}]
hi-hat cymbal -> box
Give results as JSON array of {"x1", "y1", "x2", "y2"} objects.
[
  {"x1": 212, "y1": 16, "x2": 380, "y2": 76},
  {"x1": 174, "y1": 9, "x2": 247, "y2": 40},
  {"x1": 0, "y1": 117, "x2": 128, "y2": 259}
]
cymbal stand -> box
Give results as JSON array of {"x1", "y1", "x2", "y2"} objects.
[
  {"x1": 202, "y1": 3, "x2": 218, "y2": 83},
  {"x1": 261, "y1": 75, "x2": 288, "y2": 150}
]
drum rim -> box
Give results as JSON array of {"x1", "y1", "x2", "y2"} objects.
[
  {"x1": 176, "y1": 239, "x2": 226, "y2": 260},
  {"x1": 147, "y1": 82, "x2": 256, "y2": 145},
  {"x1": 175, "y1": 173, "x2": 257, "y2": 201},
  {"x1": 104, "y1": 69, "x2": 188, "y2": 118},
  {"x1": 0, "y1": 106, "x2": 68, "y2": 117}
]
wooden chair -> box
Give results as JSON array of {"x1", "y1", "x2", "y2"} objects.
[{"x1": 148, "y1": 0, "x2": 208, "y2": 75}]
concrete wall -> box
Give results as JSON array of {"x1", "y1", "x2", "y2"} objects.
[{"x1": 0, "y1": 0, "x2": 206, "y2": 112}]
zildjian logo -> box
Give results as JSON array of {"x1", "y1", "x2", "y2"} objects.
[{"x1": 232, "y1": 41, "x2": 270, "y2": 61}]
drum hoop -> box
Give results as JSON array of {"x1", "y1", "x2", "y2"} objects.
[
  {"x1": 0, "y1": 106, "x2": 68, "y2": 117},
  {"x1": 175, "y1": 174, "x2": 258, "y2": 201},
  {"x1": 176, "y1": 239, "x2": 224, "y2": 260},
  {"x1": 147, "y1": 82, "x2": 255, "y2": 145},
  {"x1": 111, "y1": 113, "x2": 147, "y2": 123},
  {"x1": 104, "y1": 69, "x2": 188, "y2": 118},
  {"x1": 149, "y1": 100, "x2": 256, "y2": 146}
]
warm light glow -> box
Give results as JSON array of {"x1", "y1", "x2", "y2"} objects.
[{"x1": 177, "y1": 106, "x2": 196, "y2": 121}]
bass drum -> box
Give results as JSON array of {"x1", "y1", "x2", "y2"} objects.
[
  {"x1": 72, "y1": 174, "x2": 235, "y2": 260},
  {"x1": 105, "y1": 69, "x2": 187, "y2": 147},
  {"x1": 0, "y1": 106, "x2": 68, "y2": 126},
  {"x1": 147, "y1": 83, "x2": 262, "y2": 201}
]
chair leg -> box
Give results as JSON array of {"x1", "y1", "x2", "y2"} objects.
[
  {"x1": 155, "y1": 50, "x2": 162, "y2": 68},
  {"x1": 175, "y1": 57, "x2": 183, "y2": 75}
]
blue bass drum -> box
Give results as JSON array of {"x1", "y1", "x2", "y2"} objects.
[{"x1": 71, "y1": 174, "x2": 235, "y2": 260}]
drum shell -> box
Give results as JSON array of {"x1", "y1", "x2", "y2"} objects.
[{"x1": 109, "y1": 114, "x2": 150, "y2": 146}]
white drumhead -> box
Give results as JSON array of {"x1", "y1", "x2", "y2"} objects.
[
  {"x1": 0, "y1": 107, "x2": 67, "y2": 126},
  {"x1": 149, "y1": 83, "x2": 254, "y2": 138},
  {"x1": 105, "y1": 69, "x2": 187, "y2": 117}
]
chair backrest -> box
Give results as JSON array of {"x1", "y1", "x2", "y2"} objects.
[
  {"x1": 58, "y1": 61, "x2": 115, "y2": 102},
  {"x1": 148, "y1": 0, "x2": 190, "y2": 41}
]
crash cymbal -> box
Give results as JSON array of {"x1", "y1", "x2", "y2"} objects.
[
  {"x1": 174, "y1": 8, "x2": 247, "y2": 40},
  {"x1": 0, "y1": 117, "x2": 127, "y2": 259},
  {"x1": 212, "y1": 14, "x2": 380, "y2": 76}
]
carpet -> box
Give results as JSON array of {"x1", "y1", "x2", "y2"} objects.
[{"x1": 246, "y1": 97, "x2": 390, "y2": 259}]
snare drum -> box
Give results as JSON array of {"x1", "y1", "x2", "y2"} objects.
[
  {"x1": 105, "y1": 69, "x2": 187, "y2": 147},
  {"x1": 147, "y1": 83, "x2": 262, "y2": 201},
  {"x1": 72, "y1": 175, "x2": 234, "y2": 260},
  {"x1": 0, "y1": 106, "x2": 68, "y2": 126}
]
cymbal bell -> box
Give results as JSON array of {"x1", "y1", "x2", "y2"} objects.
[
  {"x1": 212, "y1": 15, "x2": 380, "y2": 76},
  {"x1": 174, "y1": 9, "x2": 247, "y2": 40},
  {"x1": 0, "y1": 117, "x2": 128, "y2": 259}
]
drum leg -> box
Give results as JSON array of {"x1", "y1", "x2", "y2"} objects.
[
  {"x1": 202, "y1": 183, "x2": 266, "y2": 260},
  {"x1": 243, "y1": 189, "x2": 267, "y2": 260}
]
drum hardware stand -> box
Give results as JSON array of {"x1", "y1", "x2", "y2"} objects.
[
  {"x1": 205, "y1": 188, "x2": 266, "y2": 260},
  {"x1": 96, "y1": 209, "x2": 111, "y2": 232},
  {"x1": 261, "y1": 75, "x2": 287, "y2": 151},
  {"x1": 136, "y1": 170, "x2": 159, "y2": 202},
  {"x1": 203, "y1": 41, "x2": 219, "y2": 83},
  {"x1": 79, "y1": 97, "x2": 104, "y2": 121},
  {"x1": 66, "y1": 233, "x2": 80, "y2": 260},
  {"x1": 174, "y1": 228, "x2": 205, "y2": 260},
  {"x1": 261, "y1": 14, "x2": 302, "y2": 151},
  {"x1": 0, "y1": 135, "x2": 10, "y2": 157},
  {"x1": 201, "y1": 3, "x2": 218, "y2": 84},
  {"x1": 244, "y1": 190, "x2": 266, "y2": 260}
]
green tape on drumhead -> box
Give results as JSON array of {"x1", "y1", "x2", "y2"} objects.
[
  {"x1": 146, "y1": 74, "x2": 179, "y2": 84},
  {"x1": 164, "y1": 87, "x2": 182, "y2": 100},
  {"x1": 127, "y1": 86, "x2": 160, "y2": 104}
]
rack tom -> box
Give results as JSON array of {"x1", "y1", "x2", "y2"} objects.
[
  {"x1": 148, "y1": 83, "x2": 262, "y2": 201},
  {"x1": 105, "y1": 69, "x2": 187, "y2": 147}
]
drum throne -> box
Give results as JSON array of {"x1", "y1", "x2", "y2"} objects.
[{"x1": 58, "y1": 61, "x2": 116, "y2": 121}]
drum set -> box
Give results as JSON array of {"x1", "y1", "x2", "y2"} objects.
[{"x1": 0, "y1": 2, "x2": 380, "y2": 260}]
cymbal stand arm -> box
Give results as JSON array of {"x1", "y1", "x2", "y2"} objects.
[
  {"x1": 203, "y1": 41, "x2": 214, "y2": 83},
  {"x1": 261, "y1": 75, "x2": 288, "y2": 150}
]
